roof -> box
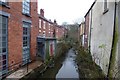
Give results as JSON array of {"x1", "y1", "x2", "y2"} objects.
[
  {"x1": 84, "y1": 0, "x2": 96, "y2": 17},
  {"x1": 39, "y1": 14, "x2": 54, "y2": 24}
]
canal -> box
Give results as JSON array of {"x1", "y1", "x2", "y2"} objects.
[
  {"x1": 24, "y1": 49, "x2": 79, "y2": 79},
  {"x1": 56, "y1": 49, "x2": 79, "y2": 79}
]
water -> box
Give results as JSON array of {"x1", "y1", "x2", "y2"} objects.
[{"x1": 56, "y1": 49, "x2": 79, "y2": 79}]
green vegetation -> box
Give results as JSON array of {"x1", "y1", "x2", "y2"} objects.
[
  {"x1": 109, "y1": 18, "x2": 119, "y2": 78},
  {"x1": 65, "y1": 23, "x2": 79, "y2": 44},
  {"x1": 55, "y1": 42, "x2": 71, "y2": 59},
  {"x1": 74, "y1": 44, "x2": 105, "y2": 78},
  {"x1": 21, "y1": 41, "x2": 70, "y2": 79}
]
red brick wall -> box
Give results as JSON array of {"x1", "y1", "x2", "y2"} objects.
[
  {"x1": 84, "y1": 13, "x2": 89, "y2": 49},
  {"x1": 4, "y1": 2, "x2": 24, "y2": 68},
  {"x1": 39, "y1": 16, "x2": 56, "y2": 38},
  {"x1": 30, "y1": 2, "x2": 39, "y2": 61},
  {"x1": 1, "y1": 1, "x2": 38, "y2": 69},
  {"x1": 38, "y1": 9, "x2": 65, "y2": 40},
  {"x1": 55, "y1": 26, "x2": 65, "y2": 40}
]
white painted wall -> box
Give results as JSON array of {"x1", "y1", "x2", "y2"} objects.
[{"x1": 90, "y1": 1, "x2": 115, "y2": 75}]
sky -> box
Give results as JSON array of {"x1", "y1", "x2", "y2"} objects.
[{"x1": 38, "y1": 0, "x2": 95, "y2": 25}]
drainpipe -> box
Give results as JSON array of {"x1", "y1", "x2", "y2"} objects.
[{"x1": 107, "y1": 1, "x2": 117, "y2": 78}]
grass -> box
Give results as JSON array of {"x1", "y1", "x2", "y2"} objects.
[{"x1": 74, "y1": 45, "x2": 105, "y2": 79}]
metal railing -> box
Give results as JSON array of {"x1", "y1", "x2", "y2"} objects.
[{"x1": 0, "y1": 57, "x2": 31, "y2": 79}]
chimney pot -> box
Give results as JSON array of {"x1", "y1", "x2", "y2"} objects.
[{"x1": 40, "y1": 9, "x2": 44, "y2": 17}]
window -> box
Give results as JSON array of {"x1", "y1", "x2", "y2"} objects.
[
  {"x1": 49, "y1": 24, "x2": 50, "y2": 29},
  {"x1": 104, "y1": 0, "x2": 107, "y2": 10},
  {"x1": 43, "y1": 32, "x2": 45, "y2": 37},
  {"x1": 39, "y1": 30, "x2": 41, "y2": 33},
  {"x1": 0, "y1": 15, "x2": 8, "y2": 77},
  {"x1": 56, "y1": 29, "x2": 58, "y2": 32},
  {"x1": 43, "y1": 21, "x2": 46, "y2": 29},
  {"x1": 1, "y1": 0, "x2": 6, "y2": 2},
  {"x1": 23, "y1": 22, "x2": 30, "y2": 64},
  {"x1": 43, "y1": 31, "x2": 45, "y2": 37},
  {"x1": 0, "y1": 0, "x2": 8, "y2": 4},
  {"x1": 103, "y1": 0, "x2": 108, "y2": 14},
  {"x1": 39, "y1": 20, "x2": 41, "y2": 28},
  {"x1": 22, "y1": 0, "x2": 30, "y2": 15}
]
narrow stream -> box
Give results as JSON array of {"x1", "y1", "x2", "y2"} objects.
[{"x1": 56, "y1": 49, "x2": 79, "y2": 79}]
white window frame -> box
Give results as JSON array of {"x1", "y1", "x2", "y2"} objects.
[
  {"x1": 39, "y1": 30, "x2": 41, "y2": 33},
  {"x1": 49, "y1": 23, "x2": 50, "y2": 29},
  {"x1": 43, "y1": 21, "x2": 46, "y2": 29},
  {"x1": 39, "y1": 20, "x2": 41, "y2": 28},
  {"x1": 56, "y1": 29, "x2": 58, "y2": 32}
]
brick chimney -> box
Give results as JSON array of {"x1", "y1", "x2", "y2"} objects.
[
  {"x1": 40, "y1": 9, "x2": 44, "y2": 17},
  {"x1": 54, "y1": 19, "x2": 57, "y2": 24}
]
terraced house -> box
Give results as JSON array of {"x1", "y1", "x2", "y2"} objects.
[
  {"x1": 38, "y1": 9, "x2": 67, "y2": 40},
  {"x1": 0, "y1": 0, "x2": 39, "y2": 78},
  {"x1": 37, "y1": 9, "x2": 67, "y2": 61},
  {"x1": 84, "y1": 0, "x2": 120, "y2": 78}
]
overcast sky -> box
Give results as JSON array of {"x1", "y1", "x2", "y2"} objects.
[{"x1": 38, "y1": 0, "x2": 95, "y2": 25}]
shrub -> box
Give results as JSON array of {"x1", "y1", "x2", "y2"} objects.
[
  {"x1": 55, "y1": 42, "x2": 70, "y2": 60},
  {"x1": 75, "y1": 45, "x2": 105, "y2": 78}
]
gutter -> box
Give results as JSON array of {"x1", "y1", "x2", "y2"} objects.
[
  {"x1": 84, "y1": 1, "x2": 95, "y2": 18},
  {"x1": 107, "y1": 1, "x2": 117, "y2": 78}
]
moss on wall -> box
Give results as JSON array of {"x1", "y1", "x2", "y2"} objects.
[{"x1": 109, "y1": 18, "x2": 118, "y2": 78}]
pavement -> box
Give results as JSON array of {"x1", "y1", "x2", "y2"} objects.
[{"x1": 6, "y1": 60, "x2": 42, "y2": 79}]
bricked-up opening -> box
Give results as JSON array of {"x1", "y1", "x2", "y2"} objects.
[{"x1": 40, "y1": 9, "x2": 44, "y2": 17}]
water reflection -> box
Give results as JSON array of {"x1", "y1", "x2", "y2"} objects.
[{"x1": 56, "y1": 49, "x2": 79, "y2": 79}]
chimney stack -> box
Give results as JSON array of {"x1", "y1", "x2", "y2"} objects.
[
  {"x1": 40, "y1": 9, "x2": 44, "y2": 17},
  {"x1": 54, "y1": 19, "x2": 57, "y2": 24}
]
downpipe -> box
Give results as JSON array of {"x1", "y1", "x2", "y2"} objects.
[{"x1": 107, "y1": 1, "x2": 117, "y2": 78}]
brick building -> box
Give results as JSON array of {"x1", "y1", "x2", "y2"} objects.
[
  {"x1": 0, "y1": 1, "x2": 67, "y2": 78},
  {"x1": 38, "y1": 9, "x2": 66, "y2": 40},
  {"x1": 37, "y1": 9, "x2": 67, "y2": 62},
  {"x1": 39, "y1": 9, "x2": 56, "y2": 38},
  {"x1": 0, "y1": 0, "x2": 39, "y2": 78},
  {"x1": 55, "y1": 25, "x2": 66, "y2": 40}
]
